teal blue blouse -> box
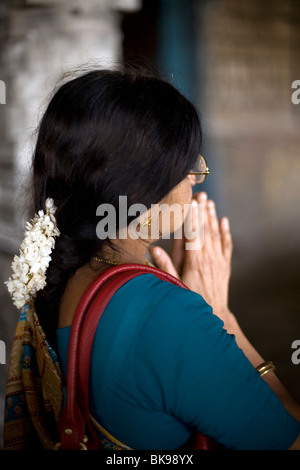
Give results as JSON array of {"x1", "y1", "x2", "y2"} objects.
[{"x1": 56, "y1": 273, "x2": 300, "y2": 450}]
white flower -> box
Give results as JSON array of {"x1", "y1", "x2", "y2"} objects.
[
  {"x1": 4, "y1": 198, "x2": 60, "y2": 309},
  {"x1": 45, "y1": 198, "x2": 57, "y2": 215}
]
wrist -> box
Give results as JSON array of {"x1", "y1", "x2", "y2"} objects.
[{"x1": 213, "y1": 307, "x2": 236, "y2": 331}]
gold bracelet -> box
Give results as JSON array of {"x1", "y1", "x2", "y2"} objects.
[{"x1": 255, "y1": 361, "x2": 276, "y2": 378}]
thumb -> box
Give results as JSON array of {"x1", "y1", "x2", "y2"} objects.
[{"x1": 149, "y1": 246, "x2": 179, "y2": 279}]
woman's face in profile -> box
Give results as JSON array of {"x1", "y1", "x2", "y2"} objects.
[
  {"x1": 152, "y1": 175, "x2": 197, "y2": 238},
  {"x1": 167, "y1": 174, "x2": 196, "y2": 206}
]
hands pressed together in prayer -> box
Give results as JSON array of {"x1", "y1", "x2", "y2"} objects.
[{"x1": 150, "y1": 191, "x2": 233, "y2": 319}]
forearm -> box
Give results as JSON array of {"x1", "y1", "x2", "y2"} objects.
[
  {"x1": 219, "y1": 309, "x2": 264, "y2": 367},
  {"x1": 220, "y1": 308, "x2": 300, "y2": 423}
]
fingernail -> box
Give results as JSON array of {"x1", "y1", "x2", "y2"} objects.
[
  {"x1": 222, "y1": 217, "x2": 229, "y2": 228},
  {"x1": 207, "y1": 201, "x2": 215, "y2": 215}
]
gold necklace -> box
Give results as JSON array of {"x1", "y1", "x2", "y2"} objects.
[
  {"x1": 91, "y1": 256, "x2": 120, "y2": 266},
  {"x1": 91, "y1": 256, "x2": 153, "y2": 267}
]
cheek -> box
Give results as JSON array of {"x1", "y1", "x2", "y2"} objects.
[
  {"x1": 178, "y1": 179, "x2": 193, "y2": 206},
  {"x1": 169, "y1": 179, "x2": 192, "y2": 204},
  {"x1": 158, "y1": 179, "x2": 192, "y2": 235}
]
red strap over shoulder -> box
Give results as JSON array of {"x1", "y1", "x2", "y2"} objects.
[{"x1": 58, "y1": 263, "x2": 213, "y2": 450}]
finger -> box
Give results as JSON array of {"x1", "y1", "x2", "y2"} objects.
[
  {"x1": 183, "y1": 199, "x2": 204, "y2": 255},
  {"x1": 193, "y1": 193, "x2": 213, "y2": 253},
  {"x1": 171, "y1": 235, "x2": 185, "y2": 273},
  {"x1": 220, "y1": 217, "x2": 233, "y2": 259},
  {"x1": 149, "y1": 246, "x2": 179, "y2": 278},
  {"x1": 207, "y1": 200, "x2": 222, "y2": 252},
  {"x1": 193, "y1": 193, "x2": 207, "y2": 246},
  {"x1": 193, "y1": 191, "x2": 207, "y2": 202}
]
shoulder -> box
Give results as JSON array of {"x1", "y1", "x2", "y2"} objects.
[
  {"x1": 123, "y1": 272, "x2": 224, "y2": 350},
  {"x1": 122, "y1": 272, "x2": 215, "y2": 322},
  {"x1": 123, "y1": 272, "x2": 210, "y2": 305}
]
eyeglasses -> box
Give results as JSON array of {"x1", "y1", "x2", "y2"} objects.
[{"x1": 188, "y1": 154, "x2": 210, "y2": 184}]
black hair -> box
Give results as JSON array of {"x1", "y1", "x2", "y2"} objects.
[{"x1": 32, "y1": 67, "x2": 202, "y2": 348}]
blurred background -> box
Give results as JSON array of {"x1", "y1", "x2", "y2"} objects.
[{"x1": 0, "y1": 0, "x2": 300, "y2": 447}]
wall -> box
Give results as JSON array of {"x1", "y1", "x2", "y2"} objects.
[
  {"x1": 0, "y1": 0, "x2": 140, "y2": 448},
  {"x1": 196, "y1": 0, "x2": 300, "y2": 401}
]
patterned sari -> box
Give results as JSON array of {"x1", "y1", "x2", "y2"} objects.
[{"x1": 3, "y1": 304, "x2": 130, "y2": 450}]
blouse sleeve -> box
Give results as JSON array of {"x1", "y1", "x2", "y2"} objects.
[{"x1": 135, "y1": 281, "x2": 300, "y2": 450}]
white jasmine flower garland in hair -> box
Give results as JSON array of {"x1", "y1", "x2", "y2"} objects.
[{"x1": 5, "y1": 198, "x2": 60, "y2": 309}]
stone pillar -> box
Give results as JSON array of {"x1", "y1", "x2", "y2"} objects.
[
  {"x1": 0, "y1": 0, "x2": 141, "y2": 253},
  {"x1": 0, "y1": 0, "x2": 141, "y2": 449}
]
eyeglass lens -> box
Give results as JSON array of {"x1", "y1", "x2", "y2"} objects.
[{"x1": 194, "y1": 155, "x2": 208, "y2": 183}]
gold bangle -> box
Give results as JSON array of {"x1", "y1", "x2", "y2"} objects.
[{"x1": 255, "y1": 361, "x2": 276, "y2": 378}]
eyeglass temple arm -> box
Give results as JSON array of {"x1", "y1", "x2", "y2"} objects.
[{"x1": 189, "y1": 168, "x2": 210, "y2": 175}]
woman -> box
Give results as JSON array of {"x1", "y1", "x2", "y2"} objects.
[{"x1": 4, "y1": 68, "x2": 300, "y2": 450}]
